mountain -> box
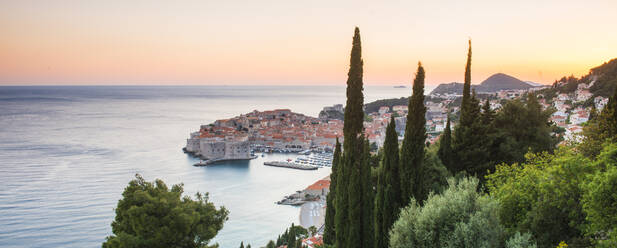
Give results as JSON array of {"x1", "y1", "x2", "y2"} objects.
[
  {"x1": 430, "y1": 73, "x2": 535, "y2": 95},
  {"x1": 430, "y1": 82, "x2": 466, "y2": 95},
  {"x1": 478, "y1": 73, "x2": 530, "y2": 91}
]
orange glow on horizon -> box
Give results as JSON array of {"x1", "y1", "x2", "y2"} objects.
[{"x1": 1, "y1": 1, "x2": 616, "y2": 86}]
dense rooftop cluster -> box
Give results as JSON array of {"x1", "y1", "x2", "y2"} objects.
[{"x1": 198, "y1": 109, "x2": 343, "y2": 149}]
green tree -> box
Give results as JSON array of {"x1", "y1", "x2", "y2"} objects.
[
  {"x1": 506, "y1": 232, "x2": 538, "y2": 248},
  {"x1": 323, "y1": 138, "x2": 341, "y2": 244},
  {"x1": 239, "y1": 241, "x2": 244, "y2": 248},
  {"x1": 582, "y1": 143, "x2": 617, "y2": 247},
  {"x1": 288, "y1": 223, "x2": 297, "y2": 248},
  {"x1": 438, "y1": 114, "x2": 453, "y2": 170},
  {"x1": 400, "y1": 63, "x2": 427, "y2": 205},
  {"x1": 487, "y1": 148, "x2": 595, "y2": 247},
  {"x1": 389, "y1": 177, "x2": 506, "y2": 248},
  {"x1": 102, "y1": 174, "x2": 229, "y2": 248},
  {"x1": 375, "y1": 116, "x2": 402, "y2": 248},
  {"x1": 308, "y1": 226, "x2": 318, "y2": 237},
  {"x1": 481, "y1": 98, "x2": 495, "y2": 125},
  {"x1": 266, "y1": 240, "x2": 276, "y2": 248},
  {"x1": 336, "y1": 26, "x2": 369, "y2": 248},
  {"x1": 580, "y1": 87, "x2": 617, "y2": 157},
  {"x1": 452, "y1": 40, "x2": 486, "y2": 177},
  {"x1": 490, "y1": 94, "x2": 556, "y2": 167},
  {"x1": 360, "y1": 138, "x2": 375, "y2": 248},
  {"x1": 421, "y1": 143, "x2": 449, "y2": 195}
]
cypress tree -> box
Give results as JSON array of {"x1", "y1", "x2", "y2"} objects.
[
  {"x1": 360, "y1": 137, "x2": 374, "y2": 248},
  {"x1": 438, "y1": 114, "x2": 453, "y2": 171},
  {"x1": 452, "y1": 40, "x2": 485, "y2": 176},
  {"x1": 323, "y1": 138, "x2": 341, "y2": 244},
  {"x1": 400, "y1": 62, "x2": 427, "y2": 205},
  {"x1": 336, "y1": 26, "x2": 366, "y2": 248},
  {"x1": 375, "y1": 116, "x2": 401, "y2": 248},
  {"x1": 288, "y1": 223, "x2": 296, "y2": 248},
  {"x1": 461, "y1": 39, "x2": 473, "y2": 127}
]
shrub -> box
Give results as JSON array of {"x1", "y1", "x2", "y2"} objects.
[{"x1": 389, "y1": 177, "x2": 505, "y2": 248}]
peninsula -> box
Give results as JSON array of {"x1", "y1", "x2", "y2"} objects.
[{"x1": 184, "y1": 109, "x2": 343, "y2": 162}]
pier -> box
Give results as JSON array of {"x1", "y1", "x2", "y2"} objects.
[{"x1": 264, "y1": 161, "x2": 318, "y2": 170}]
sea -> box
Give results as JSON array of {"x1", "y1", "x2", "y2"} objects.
[{"x1": 0, "y1": 85, "x2": 430, "y2": 248}]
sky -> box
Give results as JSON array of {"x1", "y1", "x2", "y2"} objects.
[{"x1": 1, "y1": 0, "x2": 616, "y2": 86}]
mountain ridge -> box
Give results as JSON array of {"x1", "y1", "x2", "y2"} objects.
[{"x1": 430, "y1": 73, "x2": 539, "y2": 95}]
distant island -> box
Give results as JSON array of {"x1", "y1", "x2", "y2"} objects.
[{"x1": 429, "y1": 73, "x2": 544, "y2": 95}]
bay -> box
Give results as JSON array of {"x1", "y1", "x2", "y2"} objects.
[{"x1": 0, "y1": 85, "x2": 424, "y2": 248}]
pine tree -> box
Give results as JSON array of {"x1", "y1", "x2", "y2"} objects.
[
  {"x1": 336, "y1": 26, "x2": 366, "y2": 248},
  {"x1": 375, "y1": 116, "x2": 401, "y2": 248},
  {"x1": 239, "y1": 241, "x2": 244, "y2": 248},
  {"x1": 323, "y1": 138, "x2": 341, "y2": 244},
  {"x1": 400, "y1": 63, "x2": 427, "y2": 205},
  {"x1": 438, "y1": 114, "x2": 453, "y2": 171}
]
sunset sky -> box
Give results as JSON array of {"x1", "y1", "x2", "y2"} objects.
[{"x1": 1, "y1": 0, "x2": 616, "y2": 86}]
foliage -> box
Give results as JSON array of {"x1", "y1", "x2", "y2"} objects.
[
  {"x1": 400, "y1": 63, "x2": 427, "y2": 205},
  {"x1": 490, "y1": 94, "x2": 557, "y2": 166},
  {"x1": 589, "y1": 58, "x2": 617, "y2": 98},
  {"x1": 266, "y1": 240, "x2": 276, "y2": 248},
  {"x1": 389, "y1": 177, "x2": 506, "y2": 248},
  {"x1": 582, "y1": 143, "x2": 617, "y2": 246},
  {"x1": 374, "y1": 116, "x2": 401, "y2": 248},
  {"x1": 421, "y1": 144, "x2": 450, "y2": 196},
  {"x1": 273, "y1": 223, "x2": 308, "y2": 248},
  {"x1": 452, "y1": 41, "x2": 488, "y2": 178},
  {"x1": 486, "y1": 148, "x2": 595, "y2": 247},
  {"x1": 438, "y1": 114, "x2": 453, "y2": 171},
  {"x1": 335, "y1": 27, "x2": 373, "y2": 248},
  {"x1": 506, "y1": 232, "x2": 537, "y2": 248},
  {"x1": 102, "y1": 174, "x2": 229, "y2": 248},
  {"x1": 323, "y1": 138, "x2": 340, "y2": 244},
  {"x1": 579, "y1": 86, "x2": 617, "y2": 157}
]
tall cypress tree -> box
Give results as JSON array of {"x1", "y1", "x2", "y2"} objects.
[
  {"x1": 400, "y1": 63, "x2": 427, "y2": 205},
  {"x1": 375, "y1": 116, "x2": 401, "y2": 248},
  {"x1": 452, "y1": 40, "x2": 485, "y2": 176},
  {"x1": 288, "y1": 224, "x2": 296, "y2": 248},
  {"x1": 360, "y1": 137, "x2": 374, "y2": 248},
  {"x1": 323, "y1": 138, "x2": 341, "y2": 244},
  {"x1": 438, "y1": 114, "x2": 453, "y2": 171},
  {"x1": 336, "y1": 26, "x2": 366, "y2": 248},
  {"x1": 461, "y1": 39, "x2": 473, "y2": 127}
]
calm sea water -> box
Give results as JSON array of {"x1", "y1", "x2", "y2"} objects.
[{"x1": 0, "y1": 85, "x2": 423, "y2": 248}]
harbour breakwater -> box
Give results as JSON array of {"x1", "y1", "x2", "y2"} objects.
[{"x1": 264, "y1": 161, "x2": 318, "y2": 170}]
